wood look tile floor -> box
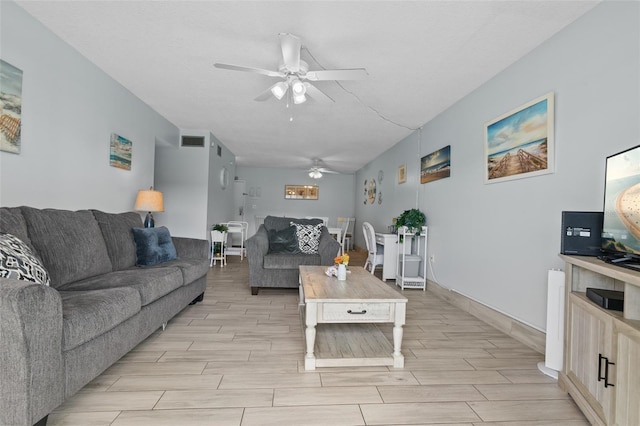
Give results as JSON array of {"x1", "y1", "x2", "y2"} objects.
[{"x1": 49, "y1": 252, "x2": 587, "y2": 426}]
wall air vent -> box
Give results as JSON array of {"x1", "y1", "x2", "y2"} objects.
[{"x1": 181, "y1": 135, "x2": 205, "y2": 147}]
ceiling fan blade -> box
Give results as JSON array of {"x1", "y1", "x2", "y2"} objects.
[
  {"x1": 214, "y1": 63, "x2": 284, "y2": 78},
  {"x1": 254, "y1": 86, "x2": 274, "y2": 102},
  {"x1": 305, "y1": 68, "x2": 368, "y2": 81},
  {"x1": 304, "y1": 83, "x2": 334, "y2": 105},
  {"x1": 279, "y1": 33, "x2": 301, "y2": 72},
  {"x1": 319, "y1": 168, "x2": 340, "y2": 174}
]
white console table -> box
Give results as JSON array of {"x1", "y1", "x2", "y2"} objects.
[{"x1": 375, "y1": 233, "x2": 398, "y2": 280}]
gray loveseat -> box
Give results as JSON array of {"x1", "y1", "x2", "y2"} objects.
[
  {"x1": 246, "y1": 216, "x2": 340, "y2": 295},
  {"x1": 0, "y1": 207, "x2": 209, "y2": 426}
]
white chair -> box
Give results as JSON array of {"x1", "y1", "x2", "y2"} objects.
[
  {"x1": 362, "y1": 221, "x2": 384, "y2": 275},
  {"x1": 337, "y1": 217, "x2": 350, "y2": 256},
  {"x1": 210, "y1": 230, "x2": 227, "y2": 267},
  {"x1": 225, "y1": 221, "x2": 248, "y2": 260},
  {"x1": 338, "y1": 217, "x2": 355, "y2": 251}
]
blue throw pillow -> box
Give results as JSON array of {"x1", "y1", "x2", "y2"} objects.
[{"x1": 132, "y1": 226, "x2": 177, "y2": 266}]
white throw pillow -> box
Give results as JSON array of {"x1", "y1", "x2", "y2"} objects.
[
  {"x1": 0, "y1": 233, "x2": 50, "y2": 286},
  {"x1": 291, "y1": 223, "x2": 323, "y2": 254}
]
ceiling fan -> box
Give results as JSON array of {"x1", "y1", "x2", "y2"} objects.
[
  {"x1": 214, "y1": 33, "x2": 367, "y2": 105},
  {"x1": 307, "y1": 159, "x2": 339, "y2": 179}
]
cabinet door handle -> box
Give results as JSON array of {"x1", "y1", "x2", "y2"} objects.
[
  {"x1": 604, "y1": 358, "x2": 615, "y2": 388},
  {"x1": 347, "y1": 309, "x2": 367, "y2": 315},
  {"x1": 598, "y1": 353, "x2": 605, "y2": 382}
]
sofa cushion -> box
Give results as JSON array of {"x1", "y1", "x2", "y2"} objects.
[
  {"x1": 291, "y1": 223, "x2": 323, "y2": 254},
  {"x1": 157, "y1": 258, "x2": 209, "y2": 286},
  {"x1": 263, "y1": 253, "x2": 321, "y2": 270},
  {"x1": 57, "y1": 267, "x2": 183, "y2": 306},
  {"x1": 0, "y1": 233, "x2": 51, "y2": 286},
  {"x1": 264, "y1": 216, "x2": 322, "y2": 233},
  {"x1": 59, "y1": 287, "x2": 141, "y2": 351},
  {"x1": 21, "y1": 207, "x2": 113, "y2": 288},
  {"x1": 92, "y1": 210, "x2": 143, "y2": 271},
  {"x1": 0, "y1": 207, "x2": 32, "y2": 250},
  {"x1": 132, "y1": 226, "x2": 177, "y2": 266},
  {"x1": 268, "y1": 225, "x2": 300, "y2": 254}
]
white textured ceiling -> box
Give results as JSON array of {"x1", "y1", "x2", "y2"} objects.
[{"x1": 16, "y1": 1, "x2": 599, "y2": 173}]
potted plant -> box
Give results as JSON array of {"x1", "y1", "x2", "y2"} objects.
[
  {"x1": 211, "y1": 224, "x2": 228, "y2": 255},
  {"x1": 395, "y1": 208, "x2": 426, "y2": 235},
  {"x1": 212, "y1": 224, "x2": 228, "y2": 233}
]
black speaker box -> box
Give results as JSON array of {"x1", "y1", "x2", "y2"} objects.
[
  {"x1": 586, "y1": 287, "x2": 624, "y2": 311},
  {"x1": 561, "y1": 211, "x2": 604, "y2": 256}
]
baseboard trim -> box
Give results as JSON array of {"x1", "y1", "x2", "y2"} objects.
[{"x1": 427, "y1": 279, "x2": 545, "y2": 354}]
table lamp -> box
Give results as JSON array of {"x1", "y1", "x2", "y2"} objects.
[{"x1": 134, "y1": 186, "x2": 164, "y2": 228}]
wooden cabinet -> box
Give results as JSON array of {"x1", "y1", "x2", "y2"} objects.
[
  {"x1": 565, "y1": 293, "x2": 614, "y2": 423},
  {"x1": 559, "y1": 255, "x2": 640, "y2": 426},
  {"x1": 614, "y1": 323, "x2": 640, "y2": 425}
]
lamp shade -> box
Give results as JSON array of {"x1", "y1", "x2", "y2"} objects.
[{"x1": 134, "y1": 188, "x2": 164, "y2": 213}]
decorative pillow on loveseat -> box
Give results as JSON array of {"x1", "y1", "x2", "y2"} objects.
[
  {"x1": 0, "y1": 233, "x2": 50, "y2": 286},
  {"x1": 291, "y1": 222, "x2": 323, "y2": 254},
  {"x1": 268, "y1": 225, "x2": 300, "y2": 254},
  {"x1": 132, "y1": 226, "x2": 177, "y2": 266}
]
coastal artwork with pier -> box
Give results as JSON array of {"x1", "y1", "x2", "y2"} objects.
[
  {"x1": 485, "y1": 93, "x2": 554, "y2": 183},
  {"x1": 0, "y1": 60, "x2": 23, "y2": 154}
]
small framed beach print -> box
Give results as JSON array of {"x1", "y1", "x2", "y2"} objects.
[
  {"x1": 484, "y1": 92, "x2": 554, "y2": 184},
  {"x1": 398, "y1": 164, "x2": 407, "y2": 184},
  {"x1": 110, "y1": 133, "x2": 132, "y2": 170}
]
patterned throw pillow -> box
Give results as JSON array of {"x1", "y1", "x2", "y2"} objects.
[
  {"x1": 0, "y1": 233, "x2": 50, "y2": 286},
  {"x1": 291, "y1": 222, "x2": 323, "y2": 254}
]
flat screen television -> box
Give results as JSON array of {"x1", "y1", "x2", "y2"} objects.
[{"x1": 601, "y1": 144, "x2": 640, "y2": 266}]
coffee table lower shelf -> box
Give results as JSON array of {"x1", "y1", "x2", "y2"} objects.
[{"x1": 302, "y1": 321, "x2": 398, "y2": 369}]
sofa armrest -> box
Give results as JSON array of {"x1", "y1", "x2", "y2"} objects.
[
  {"x1": 0, "y1": 279, "x2": 64, "y2": 426},
  {"x1": 246, "y1": 226, "x2": 269, "y2": 287},
  {"x1": 172, "y1": 236, "x2": 208, "y2": 258},
  {"x1": 318, "y1": 228, "x2": 341, "y2": 265}
]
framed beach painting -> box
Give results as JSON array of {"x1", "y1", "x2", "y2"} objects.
[
  {"x1": 398, "y1": 164, "x2": 407, "y2": 184},
  {"x1": 421, "y1": 145, "x2": 451, "y2": 184},
  {"x1": 285, "y1": 185, "x2": 318, "y2": 200},
  {"x1": 484, "y1": 92, "x2": 554, "y2": 184},
  {"x1": 0, "y1": 60, "x2": 23, "y2": 154},
  {"x1": 110, "y1": 133, "x2": 132, "y2": 170}
]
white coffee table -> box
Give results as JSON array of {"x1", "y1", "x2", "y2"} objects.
[{"x1": 299, "y1": 265, "x2": 408, "y2": 370}]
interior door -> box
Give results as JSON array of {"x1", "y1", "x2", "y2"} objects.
[{"x1": 233, "y1": 180, "x2": 246, "y2": 222}]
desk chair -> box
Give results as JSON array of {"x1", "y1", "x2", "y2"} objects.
[
  {"x1": 338, "y1": 217, "x2": 355, "y2": 251},
  {"x1": 337, "y1": 217, "x2": 350, "y2": 255},
  {"x1": 362, "y1": 221, "x2": 384, "y2": 274}
]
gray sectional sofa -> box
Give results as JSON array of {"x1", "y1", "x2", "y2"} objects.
[
  {"x1": 0, "y1": 207, "x2": 209, "y2": 426},
  {"x1": 246, "y1": 216, "x2": 340, "y2": 295}
]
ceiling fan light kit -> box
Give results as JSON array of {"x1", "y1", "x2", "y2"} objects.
[{"x1": 309, "y1": 170, "x2": 323, "y2": 179}]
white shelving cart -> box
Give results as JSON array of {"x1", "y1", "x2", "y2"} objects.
[{"x1": 396, "y1": 226, "x2": 428, "y2": 290}]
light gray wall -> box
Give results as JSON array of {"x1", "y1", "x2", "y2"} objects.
[
  {"x1": 356, "y1": 1, "x2": 640, "y2": 330},
  {"x1": 235, "y1": 166, "x2": 356, "y2": 236},
  {"x1": 154, "y1": 130, "x2": 236, "y2": 239},
  {"x1": 206, "y1": 132, "x2": 236, "y2": 232},
  {"x1": 0, "y1": 2, "x2": 178, "y2": 212}
]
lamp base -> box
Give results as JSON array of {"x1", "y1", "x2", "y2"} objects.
[{"x1": 144, "y1": 212, "x2": 155, "y2": 228}]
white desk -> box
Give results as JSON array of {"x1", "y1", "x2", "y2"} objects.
[{"x1": 375, "y1": 233, "x2": 398, "y2": 280}]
